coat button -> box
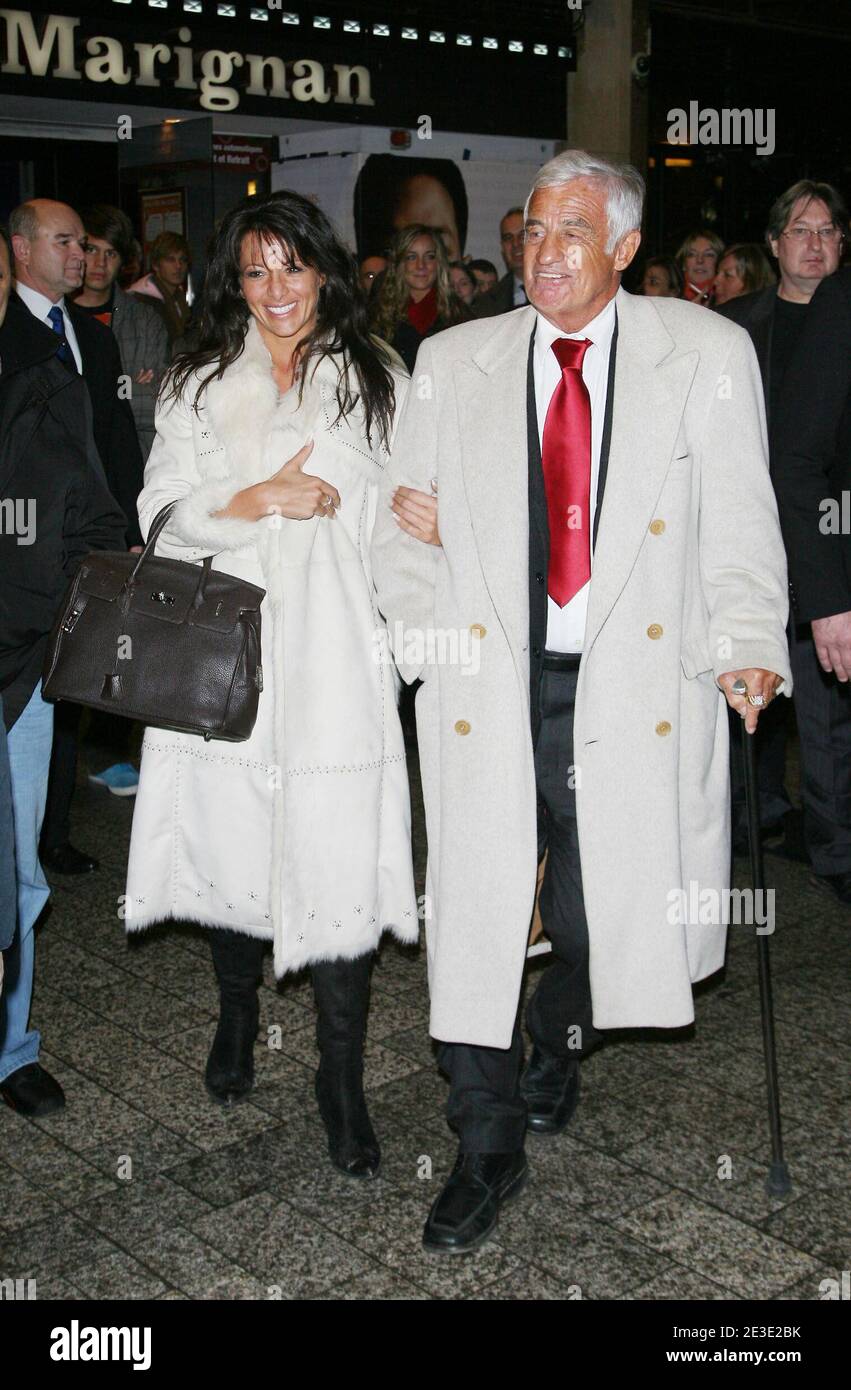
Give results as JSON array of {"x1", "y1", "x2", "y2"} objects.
[
  {"x1": 655, "y1": 720, "x2": 672, "y2": 736},
  {"x1": 647, "y1": 623, "x2": 663, "y2": 640},
  {"x1": 649, "y1": 519, "x2": 665, "y2": 535},
  {"x1": 470, "y1": 623, "x2": 486, "y2": 639},
  {"x1": 535, "y1": 571, "x2": 545, "y2": 584},
  {"x1": 532, "y1": 646, "x2": 541, "y2": 659},
  {"x1": 454, "y1": 719, "x2": 471, "y2": 736}
]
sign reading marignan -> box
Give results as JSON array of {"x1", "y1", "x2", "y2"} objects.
[{"x1": 0, "y1": 9, "x2": 375, "y2": 112}]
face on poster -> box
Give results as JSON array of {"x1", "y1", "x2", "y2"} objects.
[{"x1": 354, "y1": 155, "x2": 469, "y2": 263}]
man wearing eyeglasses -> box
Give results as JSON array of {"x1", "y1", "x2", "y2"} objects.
[{"x1": 719, "y1": 180, "x2": 850, "y2": 903}]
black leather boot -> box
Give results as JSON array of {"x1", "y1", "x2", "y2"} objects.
[
  {"x1": 311, "y1": 954, "x2": 380, "y2": 1179},
  {"x1": 205, "y1": 928, "x2": 265, "y2": 1105}
]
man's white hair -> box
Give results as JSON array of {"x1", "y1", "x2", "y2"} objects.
[{"x1": 524, "y1": 149, "x2": 645, "y2": 253}]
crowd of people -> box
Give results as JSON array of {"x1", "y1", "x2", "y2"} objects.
[{"x1": 0, "y1": 151, "x2": 848, "y2": 1255}]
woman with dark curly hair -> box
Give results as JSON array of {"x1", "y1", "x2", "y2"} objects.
[
  {"x1": 370, "y1": 224, "x2": 471, "y2": 374},
  {"x1": 125, "y1": 190, "x2": 419, "y2": 1179}
]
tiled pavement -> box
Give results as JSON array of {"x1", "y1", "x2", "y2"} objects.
[{"x1": 0, "y1": 732, "x2": 848, "y2": 1301}]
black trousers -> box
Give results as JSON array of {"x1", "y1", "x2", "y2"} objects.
[
  {"x1": 790, "y1": 619, "x2": 851, "y2": 875},
  {"x1": 438, "y1": 663, "x2": 602, "y2": 1153},
  {"x1": 40, "y1": 705, "x2": 133, "y2": 853},
  {"x1": 729, "y1": 696, "x2": 791, "y2": 833},
  {"x1": 39, "y1": 701, "x2": 81, "y2": 852}
]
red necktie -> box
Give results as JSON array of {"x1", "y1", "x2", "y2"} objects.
[{"x1": 541, "y1": 337, "x2": 592, "y2": 608}]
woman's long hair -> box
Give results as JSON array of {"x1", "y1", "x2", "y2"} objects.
[
  {"x1": 369, "y1": 224, "x2": 468, "y2": 343},
  {"x1": 164, "y1": 190, "x2": 396, "y2": 451}
]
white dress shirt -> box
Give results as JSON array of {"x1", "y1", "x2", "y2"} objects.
[
  {"x1": 534, "y1": 296, "x2": 616, "y2": 653},
  {"x1": 513, "y1": 276, "x2": 528, "y2": 307},
  {"x1": 16, "y1": 282, "x2": 83, "y2": 373}
]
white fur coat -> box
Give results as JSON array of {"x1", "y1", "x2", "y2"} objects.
[{"x1": 125, "y1": 318, "x2": 419, "y2": 972}]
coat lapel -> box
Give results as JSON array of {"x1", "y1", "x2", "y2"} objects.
[
  {"x1": 583, "y1": 289, "x2": 699, "y2": 657},
  {"x1": 458, "y1": 306, "x2": 537, "y2": 654}
]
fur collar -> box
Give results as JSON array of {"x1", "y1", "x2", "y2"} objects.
[{"x1": 203, "y1": 317, "x2": 380, "y2": 488}]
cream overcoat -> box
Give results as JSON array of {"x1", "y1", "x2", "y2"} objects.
[{"x1": 371, "y1": 289, "x2": 792, "y2": 1048}]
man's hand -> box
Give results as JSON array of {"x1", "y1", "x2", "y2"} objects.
[
  {"x1": 811, "y1": 610, "x2": 851, "y2": 682},
  {"x1": 391, "y1": 485, "x2": 441, "y2": 546},
  {"x1": 717, "y1": 668, "x2": 783, "y2": 734}
]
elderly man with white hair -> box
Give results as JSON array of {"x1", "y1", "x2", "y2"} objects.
[{"x1": 372, "y1": 150, "x2": 792, "y2": 1253}]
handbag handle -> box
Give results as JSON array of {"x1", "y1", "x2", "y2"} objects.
[
  {"x1": 128, "y1": 501, "x2": 218, "y2": 577},
  {"x1": 122, "y1": 503, "x2": 215, "y2": 615},
  {"x1": 128, "y1": 503, "x2": 180, "y2": 582}
]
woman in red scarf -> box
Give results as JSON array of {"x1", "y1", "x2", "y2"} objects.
[
  {"x1": 370, "y1": 223, "x2": 470, "y2": 373},
  {"x1": 675, "y1": 228, "x2": 725, "y2": 306}
]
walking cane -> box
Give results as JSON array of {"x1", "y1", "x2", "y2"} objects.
[{"x1": 732, "y1": 678, "x2": 792, "y2": 1197}]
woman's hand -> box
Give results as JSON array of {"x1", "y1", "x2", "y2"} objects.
[
  {"x1": 216, "y1": 440, "x2": 341, "y2": 522},
  {"x1": 391, "y1": 483, "x2": 441, "y2": 546}
]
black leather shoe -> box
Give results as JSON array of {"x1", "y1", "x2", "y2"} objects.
[
  {"x1": 520, "y1": 1047, "x2": 580, "y2": 1135},
  {"x1": 0, "y1": 1063, "x2": 66, "y2": 1117},
  {"x1": 41, "y1": 842, "x2": 99, "y2": 875},
  {"x1": 810, "y1": 871, "x2": 851, "y2": 907},
  {"x1": 423, "y1": 1150, "x2": 528, "y2": 1253}
]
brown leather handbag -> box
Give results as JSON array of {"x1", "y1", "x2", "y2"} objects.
[{"x1": 43, "y1": 503, "x2": 265, "y2": 742}]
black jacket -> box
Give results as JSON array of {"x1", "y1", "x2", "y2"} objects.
[
  {"x1": 473, "y1": 270, "x2": 525, "y2": 319},
  {"x1": 717, "y1": 287, "x2": 777, "y2": 415},
  {"x1": 392, "y1": 309, "x2": 471, "y2": 376},
  {"x1": 0, "y1": 298, "x2": 127, "y2": 730},
  {"x1": 65, "y1": 299, "x2": 145, "y2": 546},
  {"x1": 771, "y1": 268, "x2": 851, "y2": 622}
]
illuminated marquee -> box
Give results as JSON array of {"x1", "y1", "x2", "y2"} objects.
[{"x1": 0, "y1": 9, "x2": 375, "y2": 112}]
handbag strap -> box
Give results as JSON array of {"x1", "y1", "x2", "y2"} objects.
[{"x1": 128, "y1": 502, "x2": 214, "y2": 583}]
